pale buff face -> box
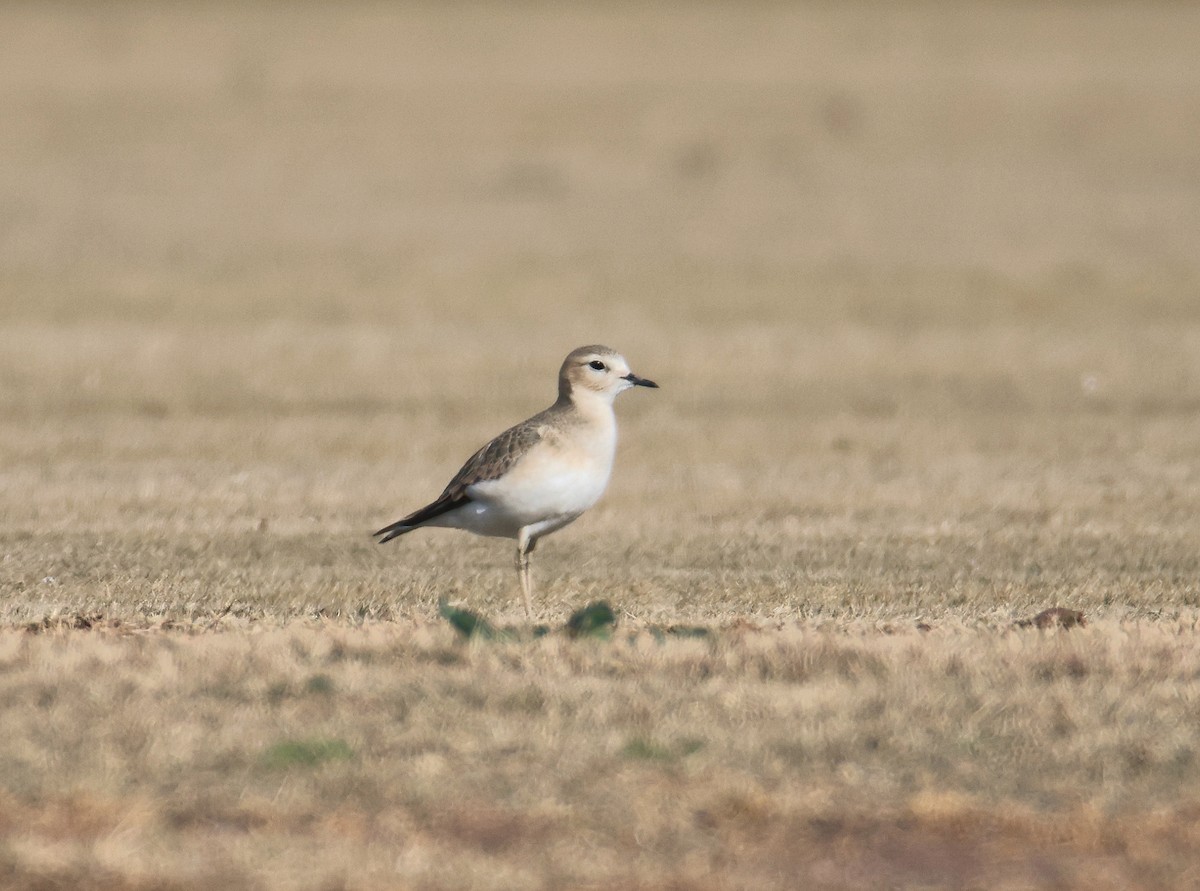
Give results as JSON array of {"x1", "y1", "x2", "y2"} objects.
[{"x1": 559, "y1": 345, "x2": 658, "y2": 402}]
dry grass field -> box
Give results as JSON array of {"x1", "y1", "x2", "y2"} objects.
[{"x1": 3, "y1": 2, "x2": 1200, "y2": 888}]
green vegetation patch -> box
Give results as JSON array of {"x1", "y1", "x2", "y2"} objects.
[
  {"x1": 439, "y1": 599, "x2": 619, "y2": 640},
  {"x1": 260, "y1": 737, "x2": 354, "y2": 770},
  {"x1": 566, "y1": 601, "x2": 616, "y2": 639},
  {"x1": 439, "y1": 600, "x2": 510, "y2": 640},
  {"x1": 621, "y1": 736, "x2": 706, "y2": 762},
  {"x1": 440, "y1": 599, "x2": 715, "y2": 643},
  {"x1": 304, "y1": 673, "x2": 337, "y2": 695}
]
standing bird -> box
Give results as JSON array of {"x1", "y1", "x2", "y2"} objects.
[{"x1": 374, "y1": 345, "x2": 658, "y2": 617}]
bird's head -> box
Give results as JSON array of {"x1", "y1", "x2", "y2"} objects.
[{"x1": 559, "y1": 345, "x2": 658, "y2": 404}]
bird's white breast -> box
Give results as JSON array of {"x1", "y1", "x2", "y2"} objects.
[{"x1": 467, "y1": 414, "x2": 616, "y2": 534}]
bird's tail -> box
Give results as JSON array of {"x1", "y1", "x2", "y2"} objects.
[
  {"x1": 373, "y1": 494, "x2": 467, "y2": 544},
  {"x1": 373, "y1": 521, "x2": 415, "y2": 544}
]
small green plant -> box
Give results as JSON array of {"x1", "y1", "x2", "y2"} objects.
[
  {"x1": 566, "y1": 601, "x2": 616, "y2": 638},
  {"x1": 304, "y1": 673, "x2": 336, "y2": 695},
  {"x1": 678, "y1": 737, "x2": 705, "y2": 756},
  {"x1": 439, "y1": 599, "x2": 503, "y2": 639},
  {"x1": 621, "y1": 736, "x2": 705, "y2": 761},
  {"x1": 260, "y1": 737, "x2": 353, "y2": 770},
  {"x1": 621, "y1": 737, "x2": 674, "y2": 761}
]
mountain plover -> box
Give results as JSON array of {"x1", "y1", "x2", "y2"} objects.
[{"x1": 374, "y1": 345, "x2": 658, "y2": 617}]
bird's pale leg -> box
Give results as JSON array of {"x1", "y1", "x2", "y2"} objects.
[{"x1": 516, "y1": 529, "x2": 535, "y2": 619}]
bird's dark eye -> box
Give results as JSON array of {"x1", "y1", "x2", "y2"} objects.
[{"x1": 588, "y1": 360, "x2": 606, "y2": 371}]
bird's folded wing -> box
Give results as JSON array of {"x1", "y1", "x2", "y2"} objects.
[
  {"x1": 439, "y1": 421, "x2": 544, "y2": 503},
  {"x1": 375, "y1": 418, "x2": 547, "y2": 539}
]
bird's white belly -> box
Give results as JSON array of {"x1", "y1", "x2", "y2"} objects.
[{"x1": 459, "y1": 443, "x2": 613, "y2": 539}]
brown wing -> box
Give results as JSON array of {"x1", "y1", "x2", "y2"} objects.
[
  {"x1": 374, "y1": 420, "x2": 543, "y2": 542},
  {"x1": 439, "y1": 420, "x2": 543, "y2": 502}
]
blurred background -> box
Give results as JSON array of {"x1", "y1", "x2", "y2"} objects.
[
  {"x1": 2, "y1": 2, "x2": 1198, "y2": 620},
  {"x1": 4, "y1": 3, "x2": 1198, "y2": 379}
]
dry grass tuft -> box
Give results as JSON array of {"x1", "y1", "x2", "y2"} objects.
[{"x1": 1018, "y1": 606, "x2": 1088, "y2": 630}]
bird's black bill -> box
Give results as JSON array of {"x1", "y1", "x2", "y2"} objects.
[{"x1": 624, "y1": 373, "x2": 659, "y2": 388}]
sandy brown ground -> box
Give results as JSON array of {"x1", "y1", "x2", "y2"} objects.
[{"x1": 2, "y1": 2, "x2": 1200, "y2": 888}]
